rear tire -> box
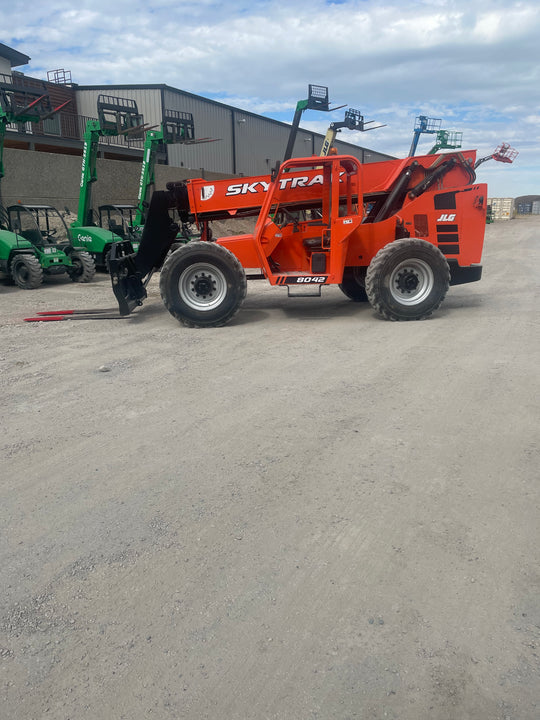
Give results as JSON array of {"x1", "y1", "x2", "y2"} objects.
[
  {"x1": 67, "y1": 251, "x2": 96, "y2": 283},
  {"x1": 365, "y1": 239, "x2": 450, "y2": 321},
  {"x1": 11, "y1": 255, "x2": 43, "y2": 289},
  {"x1": 339, "y1": 266, "x2": 368, "y2": 302},
  {"x1": 159, "y1": 241, "x2": 247, "y2": 327}
]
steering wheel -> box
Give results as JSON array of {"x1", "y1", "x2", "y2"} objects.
[{"x1": 276, "y1": 206, "x2": 299, "y2": 228}]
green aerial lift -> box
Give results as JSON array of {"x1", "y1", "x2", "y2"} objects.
[
  {"x1": 428, "y1": 129, "x2": 463, "y2": 154},
  {"x1": 0, "y1": 77, "x2": 95, "y2": 288},
  {"x1": 68, "y1": 94, "x2": 149, "y2": 267}
]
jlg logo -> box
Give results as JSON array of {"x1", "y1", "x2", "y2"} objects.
[{"x1": 437, "y1": 213, "x2": 456, "y2": 222}]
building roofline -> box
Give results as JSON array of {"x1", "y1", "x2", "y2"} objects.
[
  {"x1": 0, "y1": 42, "x2": 30, "y2": 68},
  {"x1": 76, "y1": 83, "x2": 394, "y2": 158}
]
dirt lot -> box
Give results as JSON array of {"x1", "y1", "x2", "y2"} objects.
[{"x1": 1, "y1": 217, "x2": 539, "y2": 719}]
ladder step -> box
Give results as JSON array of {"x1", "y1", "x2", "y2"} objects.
[{"x1": 286, "y1": 284, "x2": 323, "y2": 298}]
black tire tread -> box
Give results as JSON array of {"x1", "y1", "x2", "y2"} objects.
[
  {"x1": 11, "y1": 254, "x2": 43, "y2": 289},
  {"x1": 159, "y1": 241, "x2": 247, "y2": 327},
  {"x1": 68, "y1": 251, "x2": 96, "y2": 283},
  {"x1": 365, "y1": 238, "x2": 450, "y2": 321}
]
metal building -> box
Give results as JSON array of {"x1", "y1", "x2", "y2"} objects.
[
  {"x1": 76, "y1": 84, "x2": 393, "y2": 177},
  {"x1": 2, "y1": 40, "x2": 392, "y2": 177}
]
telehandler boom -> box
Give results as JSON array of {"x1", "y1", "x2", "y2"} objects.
[
  {"x1": 69, "y1": 95, "x2": 150, "y2": 266},
  {"x1": 320, "y1": 108, "x2": 385, "y2": 156},
  {"x1": 135, "y1": 110, "x2": 196, "y2": 227},
  {"x1": 283, "y1": 84, "x2": 340, "y2": 162}
]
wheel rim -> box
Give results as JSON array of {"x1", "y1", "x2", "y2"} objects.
[
  {"x1": 178, "y1": 262, "x2": 228, "y2": 311},
  {"x1": 388, "y1": 258, "x2": 434, "y2": 305}
]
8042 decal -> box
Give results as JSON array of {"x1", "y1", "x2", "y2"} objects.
[{"x1": 277, "y1": 276, "x2": 328, "y2": 285}]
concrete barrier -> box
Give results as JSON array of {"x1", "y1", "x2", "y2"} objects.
[{"x1": 1, "y1": 147, "x2": 232, "y2": 213}]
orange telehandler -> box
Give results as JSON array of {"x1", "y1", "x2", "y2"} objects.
[{"x1": 109, "y1": 148, "x2": 486, "y2": 326}]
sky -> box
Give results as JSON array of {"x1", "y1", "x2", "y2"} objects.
[{"x1": 2, "y1": 0, "x2": 539, "y2": 197}]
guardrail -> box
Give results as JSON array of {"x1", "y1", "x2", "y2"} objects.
[{"x1": 6, "y1": 113, "x2": 144, "y2": 149}]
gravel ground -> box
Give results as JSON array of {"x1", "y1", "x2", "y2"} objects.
[{"x1": 1, "y1": 216, "x2": 539, "y2": 719}]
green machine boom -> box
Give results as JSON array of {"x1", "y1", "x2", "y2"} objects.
[
  {"x1": 428, "y1": 129, "x2": 463, "y2": 155},
  {"x1": 69, "y1": 95, "x2": 148, "y2": 266},
  {"x1": 283, "y1": 85, "x2": 345, "y2": 163},
  {"x1": 94, "y1": 109, "x2": 217, "y2": 248},
  {"x1": 133, "y1": 109, "x2": 219, "y2": 242},
  {"x1": 135, "y1": 109, "x2": 196, "y2": 227}
]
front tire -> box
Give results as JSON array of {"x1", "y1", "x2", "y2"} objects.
[
  {"x1": 67, "y1": 251, "x2": 96, "y2": 283},
  {"x1": 11, "y1": 255, "x2": 43, "y2": 289},
  {"x1": 365, "y1": 239, "x2": 450, "y2": 321},
  {"x1": 159, "y1": 241, "x2": 247, "y2": 327}
]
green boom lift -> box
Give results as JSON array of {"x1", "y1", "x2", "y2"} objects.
[{"x1": 428, "y1": 129, "x2": 463, "y2": 154}]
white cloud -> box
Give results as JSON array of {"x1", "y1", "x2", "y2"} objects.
[{"x1": 1, "y1": 0, "x2": 539, "y2": 195}]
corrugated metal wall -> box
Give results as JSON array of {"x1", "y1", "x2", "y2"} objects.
[
  {"x1": 76, "y1": 87, "x2": 163, "y2": 153},
  {"x1": 234, "y1": 112, "x2": 291, "y2": 176},
  {"x1": 76, "y1": 87, "x2": 163, "y2": 126},
  {"x1": 163, "y1": 88, "x2": 234, "y2": 175},
  {"x1": 76, "y1": 84, "x2": 392, "y2": 177}
]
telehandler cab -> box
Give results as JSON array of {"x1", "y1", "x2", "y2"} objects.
[
  {"x1": 7, "y1": 204, "x2": 95, "y2": 287},
  {"x1": 109, "y1": 148, "x2": 487, "y2": 326}
]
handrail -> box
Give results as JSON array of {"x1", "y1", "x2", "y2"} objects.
[{"x1": 5, "y1": 113, "x2": 144, "y2": 148}]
